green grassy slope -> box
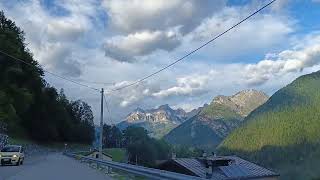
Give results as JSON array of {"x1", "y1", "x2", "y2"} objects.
[
  {"x1": 219, "y1": 70, "x2": 320, "y2": 179},
  {"x1": 165, "y1": 90, "x2": 268, "y2": 149},
  {"x1": 165, "y1": 103, "x2": 243, "y2": 149},
  {"x1": 164, "y1": 116, "x2": 224, "y2": 149},
  {"x1": 200, "y1": 103, "x2": 242, "y2": 120},
  {"x1": 104, "y1": 148, "x2": 127, "y2": 162}
]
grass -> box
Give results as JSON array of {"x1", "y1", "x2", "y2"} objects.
[
  {"x1": 104, "y1": 148, "x2": 127, "y2": 162},
  {"x1": 74, "y1": 148, "x2": 127, "y2": 163},
  {"x1": 109, "y1": 171, "x2": 146, "y2": 180}
]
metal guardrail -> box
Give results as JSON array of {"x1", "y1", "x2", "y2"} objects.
[{"x1": 64, "y1": 152, "x2": 206, "y2": 180}]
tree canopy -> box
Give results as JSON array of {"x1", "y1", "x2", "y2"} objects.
[{"x1": 0, "y1": 11, "x2": 94, "y2": 144}]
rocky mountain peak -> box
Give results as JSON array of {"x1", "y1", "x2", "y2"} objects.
[
  {"x1": 165, "y1": 89, "x2": 269, "y2": 149},
  {"x1": 158, "y1": 104, "x2": 172, "y2": 111},
  {"x1": 206, "y1": 89, "x2": 269, "y2": 118},
  {"x1": 212, "y1": 95, "x2": 230, "y2": 105},
  {"x1": 230, "y1": 89, "x2": 269, "y2": 116},
  {"x1": 119, "y1": 104, "x2": 192, "y2": 138},
  {"x1": 133, "y1": 107, "x2": 145, "y2": 113}
]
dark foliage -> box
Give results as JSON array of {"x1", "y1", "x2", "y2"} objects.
[
  {"x1": 103, "y1": 125, "x2": 207, "y2": 167},
  {"x1": 102, "y1": 124, "x2": 123, "y2": 148},
  {"x1": 102, "y1": 125, "x2": 172, "y2": 167},
  {"x1": 0, "y1": 11, "x2": 94, "y2": 144}
]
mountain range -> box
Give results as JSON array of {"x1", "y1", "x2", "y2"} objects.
[
  {"x1": 165, "y1": 89, "x2": 269, "y2": 149},
  {"x1": 218, "y1": 70, "x2": 320, "y2": 179},
  {"x1": 117, "y1": 104, "x2": 197, "y2": 138}
]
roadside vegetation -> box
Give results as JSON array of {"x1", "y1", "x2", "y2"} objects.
[
  {"x1": 0, "y1": 11, "x2": 94, "y2": 144},
  {"x1": 102, "y1": 124, "x2": 204, "y2": 167},
  {"x1": 104, "y1": 148, "x2": 127, "y2": 163}
]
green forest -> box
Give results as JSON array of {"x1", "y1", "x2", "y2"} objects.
[
  {"x1": 219, "y1": 71, "x2": 320, "y2": 179},
  {"x1": 102, "y1": 124, "x2": 203, "y2": 167},
  {"x1": 0, "y1": 11, "x2": 94, "y2": 144}
]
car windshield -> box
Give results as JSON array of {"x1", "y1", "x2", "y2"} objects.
[{"x1": 1, "y1": 146, "x2": 20, "y2": 152}]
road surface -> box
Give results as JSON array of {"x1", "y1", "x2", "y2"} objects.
[{"x1": 0, "y1": 153, "x2": 112, "y2": 180}]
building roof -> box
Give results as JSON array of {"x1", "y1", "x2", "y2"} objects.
[
  {"x1": 163, "y1": 156, "x2": 279, "y2": 180},
  {"x1": 173, "y1": 158, "x2": 206, "y2": 177}
]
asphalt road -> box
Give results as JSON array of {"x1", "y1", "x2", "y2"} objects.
[{"x1": 0, "y1": 153, "x2": 112, "y2": 180}]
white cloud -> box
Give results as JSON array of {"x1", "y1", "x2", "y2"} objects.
[
  {"x1": 103, "y1": 1, "x2": 294, "y2": 62},
  {"x1": 107, "y1": 81, "x2": 156, "y2": 107},
  {"x1": 243, "y1": 35, "x2": 320, "y2": 85},
  {"x1": 188, "y1": 6, "x2": 293, "y2": 60},
  {"x1": 46, "y1": 19, "x2": 86, "y2": 42},
  {"x1": 102, "y1": 0, "x2": 225, "y2": 33},
  {"x1": 0, "y1": 0, "x2": 97, "y2": 77},
  {"x1": 104, "y1": 29, "x2": 182, "y2": 62},
  {"x1": 36, "y1": 43, "x2": 82, "y2": 77},
  {"x1": 152, "y1": 72, "x2": 212, "y2": 98},
  {"x1": 150, "y1": 33, "x2": 320, "y2": 102}
]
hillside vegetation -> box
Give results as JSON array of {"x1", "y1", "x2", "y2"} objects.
[
  {"x1": 219, "y1": 71, "x2": 320, "y2": 179},
  {"x1": 165, "y1": 90, "x2": 268, "y2": 149},
  {"x1": 0, "y1": 11, "x2": 94, "y2": 143}
]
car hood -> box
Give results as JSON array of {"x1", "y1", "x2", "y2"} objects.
[{"x1": 0, "y1": 152, "x2": 19, "y2": 156}]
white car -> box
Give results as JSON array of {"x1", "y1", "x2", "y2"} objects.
[{"x1": 0, "y1": 145, "x2": 25, "y2": 166}]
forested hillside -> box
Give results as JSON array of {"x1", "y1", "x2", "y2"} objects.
[
  {"x1": 0, "y1": 11, "x2": 94, "y2": 143},
  {"x1": 165, "y1": 90, "x2": 268, "y2": 149},
  {"x1": 219, "y1": 71, "x2": 320, "y2": 179}
]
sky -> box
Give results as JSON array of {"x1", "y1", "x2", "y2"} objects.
[{"x1": 1, "y1": 0, "x2": 320, "y2": 124}]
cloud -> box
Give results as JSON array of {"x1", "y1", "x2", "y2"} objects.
[
  {"x1": 151, "y1": 32, "x2": 320, "y2": 100},
  {"x1": 103, "y1": 1, "x2": 293, "y2": 62},
  {"x1": 104, "y1": 29, "x2": 182, "y2": 62},
  {"x1": 38, "y1": 43, "x2": 82, "y2": 77},
  {"x1": 46, "y1": 19, "x2": 86, "y2": 42},
  {"x1": 0, "y1": 0, "x2": 98, "y2": 77},
  {"x1": 107, "y1": 81, "x2": 156, "y2": 107},
  {"x1": 3, "y1": 0, "x2": 320, "y2": 125},
  {"x1": 243, "y1": 35, "x2": 320, "y2": 85},
  {"x1": 189, "y1": 6, "x2": 293, "y2": 59},
  {"x1": 152, "y1": 72, "x2": 212, "y2": 98},
  {"x1": 102, "y1": 0, "x2": 225, "y2": 33}
]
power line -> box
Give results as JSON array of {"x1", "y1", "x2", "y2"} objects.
[
  {"x1": 109, "y1": 0, "x2": 276, "y2": 92},
  {"x1": 78, "y1": 80, "x2": 115, "y2": 86},
  {"x1": 0, "y1": 50, "x2": 100, "y2": 92},
  {"x1": 103, "y1": 93, "x2": 114, "y2": 125}
]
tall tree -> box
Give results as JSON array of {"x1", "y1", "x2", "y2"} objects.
[{"x1": 0, "y1": 11, "x2": 94, "y2": 144}]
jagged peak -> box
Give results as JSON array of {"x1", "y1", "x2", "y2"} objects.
[
  {"x1": 232, "y1": 89, "x2": 268, "y2": 98},
  {"x1": 133, "y1": 107, "x2": 145, "y2": 113},
  {"x1": 158, "y1": 104, "x2": 173, "y2": 111}
]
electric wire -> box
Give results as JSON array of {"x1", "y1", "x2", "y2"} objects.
[
  {"x1": 0, "y1": 50, "x2": 100, "y2": 92},
  {"x1": 103, "y1": 93, "x2": 114, "y2": 125},
  {"x1": 108, "y1": 0, "x2": 277, "y2": 92}
]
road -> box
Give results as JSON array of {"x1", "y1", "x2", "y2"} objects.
[{"x1": 0, "y1": 153, "x2": 113, "y2": 180}]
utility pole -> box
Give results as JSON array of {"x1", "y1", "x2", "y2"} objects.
[{"x1": 99, "y1": 88, "x2": 104, "y2": 159}]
